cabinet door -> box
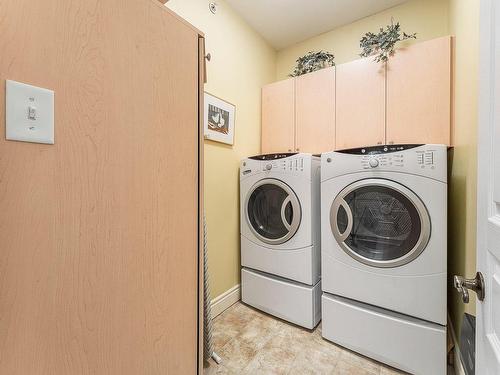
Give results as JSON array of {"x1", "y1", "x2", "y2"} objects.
[
  {"x1": 262, "y1": 79, "x2": 295, "y2": 153},
  {"x1": 0, "y1": 2, "x2": 200, "y2": 374},
  {"x1": 386, "y1": 36, "x2": 451, "y2": 145},
  {"x1": 336, "y1": 58, "x2": 386, "y2": 150},
  {"x1": 295, "y1": 67, "x2": 335, "y2": 153}
]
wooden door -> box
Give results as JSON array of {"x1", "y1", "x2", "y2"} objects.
[
  {"x1": 0, "y1": 1, "x2": 200, "y2": 374},
  {"x1": 386, "y1": 36, "x2": 452, "y2": 146},
  {"x1": 336, "y1": 58, "x2": 386, "y2": 150},
  {"x1": 295, "y1": 67, "x2": 335, "y2": 153},
  {"x1": 262, "y1": 79, "x2": 295, "y2": 153}
]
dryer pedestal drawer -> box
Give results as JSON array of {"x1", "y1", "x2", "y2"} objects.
[
  {"x1": 322, "y1": 293, "x2": 446, "y2": 375},
  {"x1": 241, "y1": 268, "x2": 321, "y2": 329}
]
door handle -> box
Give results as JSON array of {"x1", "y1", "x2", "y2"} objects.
[
  {"x1": 454, "y1": 272, "x2": 485, "y2": 303},
  {"x1": 280, "y1": 196, "x2": 292, "y2": 231},
  {"x1": 337, "y1": 200, "x2": 353, "y2": 242}
]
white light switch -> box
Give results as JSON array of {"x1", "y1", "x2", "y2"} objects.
[
  {"x1": 27, "y1": 105, "x2": 37, "y2": 120},
  {"x1": 6, "y1": 80, "x2": 54, "y2": 144}
]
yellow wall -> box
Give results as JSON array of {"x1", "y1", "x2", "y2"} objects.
[
  {"x1": 166, "y1": 0, "x2": 276, "y2": 298},
  {"x1": 276, "y1": 0, "x2": 449, "y2": 79},
  {"x1": 448, "y1": 0, "x2": 479, "y2": 337}
]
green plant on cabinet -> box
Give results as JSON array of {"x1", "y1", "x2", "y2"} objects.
[{"x1": 360, "y1": 20, "x2": 416, "y2": 63}]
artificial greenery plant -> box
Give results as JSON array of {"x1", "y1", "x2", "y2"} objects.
[
  {"x1": 360, "y1": 20, "x2": 416, "y2": 63},
  {"x1": 289, "y1": 51, "x2": 335, "y2": 77}
]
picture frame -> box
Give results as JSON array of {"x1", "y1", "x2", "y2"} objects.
[{"x1": 204, "y1": 92, "x2": 235, "y2": 145}]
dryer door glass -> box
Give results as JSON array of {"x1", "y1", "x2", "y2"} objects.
[
  {"x1": 331, "y1": 179, "x2": 431, "y2": 268},
  {"x1": 246, "y1": 179, "x2": 301, "y2": 245}
]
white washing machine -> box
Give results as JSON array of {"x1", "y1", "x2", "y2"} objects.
[
  {"x1": 240, "y1": 153, "x2": 321, "y2": 329},
  {"x1": 320, "y1": 144, "x2": 447, "y2": 375}
]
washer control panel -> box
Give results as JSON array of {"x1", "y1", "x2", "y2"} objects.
[
  {"x1": 241, "y1": 153, "x2": 312, "y2": 178},
  {"x1": 249, "y1": 152, "x2": 297, "y2": 160},
  {"x1": 259, "y1": 157, "x2": 304, "y2": 172},
  {"x1": 258, "y1": 157, "x2": 304, "y2": 172}
]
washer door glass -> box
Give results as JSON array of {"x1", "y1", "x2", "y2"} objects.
[
  {"x1": 330, "y1": 179, "x2": 431, "y2": 268},
  {"x1": 246, "y1": 179, "x2": 301, "y2": 245}
]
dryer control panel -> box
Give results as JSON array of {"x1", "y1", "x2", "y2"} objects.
[
  {"x1": 322, "y1": 144, "x2": 447, "y2": 183},
  {"x1": 340, "y1": 144, "x2": 439, "y2": 170},
  {"x1": 359, "y1": 150, "x2": 438, "y2": 170}
]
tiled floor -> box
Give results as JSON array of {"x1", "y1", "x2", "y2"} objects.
[{"x1": 204, "y1": 302, "x2": 413, "y2": 374}]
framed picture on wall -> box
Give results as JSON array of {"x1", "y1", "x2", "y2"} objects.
[{"x1": 204, "y1": 92, "x2": 235, "y2": 145}]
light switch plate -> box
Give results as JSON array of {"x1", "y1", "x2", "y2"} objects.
[{"x1": 6, "y1": 80, "x2": 54, "y2": 144}]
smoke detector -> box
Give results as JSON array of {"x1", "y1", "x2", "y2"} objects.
[{"x1": 209, "y1": 2, "x2": 217, "y2": 14}]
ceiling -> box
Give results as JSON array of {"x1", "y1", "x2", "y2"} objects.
[{"x1": 225, "y1": 0, "x2": 409, "y2": 50}]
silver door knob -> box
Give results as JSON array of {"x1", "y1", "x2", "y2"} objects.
[{"x1": 454, "y1": 272, "x2": 485, "y2": 303}]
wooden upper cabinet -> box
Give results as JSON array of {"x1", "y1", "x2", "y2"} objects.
[
  {"x1": 336, "y1": 57, "x2": 386, "y2": 150},
  {"x1": 295, "y1": 67, "x2": 335, "y2": 153},
  {"x1": 386, "y1": 36, "x2": 452, "y2": 145},
  {"x1": 261, "y1": 79, "x2": 295, "y2": 154},
  {"x1": 261, "y1": 36, "x2": 453, "y2": 154}
]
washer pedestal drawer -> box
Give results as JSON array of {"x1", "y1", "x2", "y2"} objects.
[
  {"x1": 241, "y1": 235, "x2": 320, "y2": 285},
  {"x1": 241, "y1": 268, "x2": 321, "y2": 329},
  {"x1": 322, "y1": 293, "x2": 446, "y2": 375}
]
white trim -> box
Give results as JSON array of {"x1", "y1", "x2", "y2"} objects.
[
  {"x1": 448, "y1": 314, "x2": 466, "y2": 375},
  {"x1": 211, "y1": 284, "x2": 241, "y2": 318}
]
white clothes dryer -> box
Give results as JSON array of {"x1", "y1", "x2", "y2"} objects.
[{"x1": 320, "y1": 144, "x2": 447, "y2": 375}]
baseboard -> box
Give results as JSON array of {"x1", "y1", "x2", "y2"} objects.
[
  {"x1": 448, "y1": 313, "x2": 466, "y2": 375},
  {"x1": 211, "y1": 284, "x2": 240, "y2": 318}
]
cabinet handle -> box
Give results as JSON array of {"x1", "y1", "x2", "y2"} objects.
[
  {"x1": 388, "y1": 141, "x2": 394, "y2": 145},
  {"x1": 201, "y1": 38, "x2": 208, "y2": 84},
  {"x1": 296, "y1": 148, "x2": 300, "y2": 152},
  {"x1": 288, "y1": 149, "x2": 292, "y2": 152},
  {"x1": 377, "y1": 141, "x2": 382, "y2": 145}
]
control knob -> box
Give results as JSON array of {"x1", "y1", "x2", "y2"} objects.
[
  {"x1": 369, "y1": 158, "x2": 379, "y2": 168},
  {"x1": 265, "y1": 164, "x2": 272, "y2": 171}
]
